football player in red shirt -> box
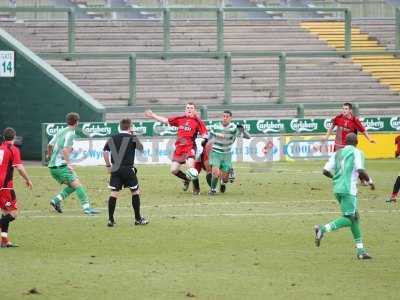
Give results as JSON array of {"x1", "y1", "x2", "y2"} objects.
[
  {"x1": 386, "y1": 135, "x2": 400, "y2": 203},
  {"x1": 322, "y1": 102, "x2": 375, "y2": 151},
  {"x1": 145, "y1": 103, "x2": 208, "y2": 194},
  {"x1": 0, "y1": 128, "x2": 32, "y2": 248}
]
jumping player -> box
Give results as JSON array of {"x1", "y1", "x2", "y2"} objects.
[{"x1": 145, "y1": 103, "x2": 207, "y2": 195}]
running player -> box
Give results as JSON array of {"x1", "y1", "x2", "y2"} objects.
[
  {"x1": 315, "y1": 133, "x2": 374, "y2": 259},
  {"x1": 48, "y1": 112, "x2": 98, "y2": 215}
]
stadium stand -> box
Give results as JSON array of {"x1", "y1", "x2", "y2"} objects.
[{"x1": 1, "y1": 3, "x2": 400, "y2": 120}]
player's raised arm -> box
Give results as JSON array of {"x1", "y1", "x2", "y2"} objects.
[{"x1": 144, "y1": 109, "x2": 169, "y2": 124}]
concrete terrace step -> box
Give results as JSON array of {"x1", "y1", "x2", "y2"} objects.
[
  {"x1": 2, "y1": 18, "x2": 399, "y2": 113},
  {"x1": 73, "y1": 81, "x2": 387, "y2": 90},
  {"x1": 49, "y1": 63, "x2": 363, "y2": 72}
]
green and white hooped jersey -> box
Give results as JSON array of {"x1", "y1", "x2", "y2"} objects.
[
  {"x1": 210, "y1": 122, "x2": 240, "y2": 154},
  {"x1": 48, "y1": 127, "x2": 75, "y2": 168},
  {"x1": 324, "y1": 145, "x2": 364, "y2": 196}
]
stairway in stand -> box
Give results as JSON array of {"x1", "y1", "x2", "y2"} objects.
[{"x1": 301, "y1": 21, "x2": 400, "y2": 94}]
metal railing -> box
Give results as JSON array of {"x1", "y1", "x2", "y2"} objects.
[
  {"x1": 0, "y1": 6, "x2": 357, "y2": 55},
  {"x1": 1, "y1": 6, "x2": 399, "y2": 53},
  {"x1": 2, "y1": 6, "x2": 400, "y2": 52},
  {"x1": 39, "y1": 50, "x2": 400, "y2": 106},
  {"x1": 2, "y1": 6, "x2": 400, "y2": 113}
]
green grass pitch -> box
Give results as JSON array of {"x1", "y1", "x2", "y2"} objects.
[{"x1": 3, "y1": 160, "x2": 400, "y2": 299}]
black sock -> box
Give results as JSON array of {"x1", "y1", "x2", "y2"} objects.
[
  {"x1": 193, "y1": 178, "x2": 200, "y2": 190},
  {"x1": 174, "y1": 170, "x2": 188, "y2": 181},
  {"x1": 393, "y1": 176, "x2": 400, "y2": 194},
  {"x1": 206, "y1": 173, "x2": 212, "y2": 187},
  {"x1": 132, "y1": 194, "x2": 141, "y2": 221},
  {"x1": 108, "y1": 196, "x2": 117, "y2": 222},
  {"x1": 0, "y1": 214, "x2": 15, "y2": 233}
]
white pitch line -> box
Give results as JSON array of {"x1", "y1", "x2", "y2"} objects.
[
  {"x1": 24, "y1": 168, "x2": 321, "y2": 179},
  {"x1": 18, "y1": 199, "x2": 345, "y2": 214},
  {"x1": 18, "y1": 209, "x2": 400, "y2": 219}
]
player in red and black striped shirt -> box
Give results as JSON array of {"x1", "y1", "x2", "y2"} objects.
[
  {"x1": 145, "y1": 102, "x2": 208, "y2": 195},
  {"x1": 0, "y1": 127, "x2": 32, "y2": 248},
  {"x1": 323, "y1": 103, "x2": 375, "y2": 151}
]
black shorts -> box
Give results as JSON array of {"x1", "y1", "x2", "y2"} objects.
[{"x1": 108, "y1": 166, "x2": 139, "y2": 192}]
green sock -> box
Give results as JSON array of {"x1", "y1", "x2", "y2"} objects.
[
  {"x1": 211, "y1": 176, "x2": 218, "y2": 190},
  {"x1": 75, "y1": 186, "x2": 90, "y2": 209},
  {"x1": 350, "y1": 220, "x2": 366, "y2": 253},
  {"x1": 323, "y1": 216, "x2": 352, "y2": 233},
  {"x1": 52, "y1": 186, "x2": 74, "y2": 203},
  {"x1": 350, "y1": 220, "x2": 362, "y2": 240}
]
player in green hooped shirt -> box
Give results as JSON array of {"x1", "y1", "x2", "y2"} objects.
[
  {"x1": 47, "y1": 112, "x2": 98, "y2": 215},
  {"x1": 208, "y1": 110, "x2": 249, "y2": 195},
  {"x1": 315, "y1": 133, "x2": 375, "y2": 260}
]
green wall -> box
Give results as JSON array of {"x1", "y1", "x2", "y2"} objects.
[{"x1": 0, "y1": 31, "x2": 105, "y2": 160}]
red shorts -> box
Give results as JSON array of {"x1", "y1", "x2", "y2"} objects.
[
  {"x1": 0, "y1": 189, "x2": 17, "y2": 211},
  {"x1": 195, "y1": 148, "x2": 210, "y2": 173},
  {"x1": 194, "y1": 161, "x2": 203, "y2": 173},
  {"x1": 172, "y1": 146, "x2": 196, "y2": 164}
]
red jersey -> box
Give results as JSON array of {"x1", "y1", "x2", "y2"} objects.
[
  {"x1": 0, "y1": 141, "x2": 22, "y2": 190},
  {"x1": 332, "y1": 113, "x2": 365, "y2": 149},
  {"x1": 168, "y1": 116, "x2": 207, "y2": 149}
]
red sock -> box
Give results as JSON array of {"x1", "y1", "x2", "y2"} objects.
[{"x1": 391, "y1": 193, "x2": 398, "y2": 199}]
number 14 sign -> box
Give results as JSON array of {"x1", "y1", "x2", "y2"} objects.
[{"x1": 0, "y1": 51, "x2": 15, "y2": 77}]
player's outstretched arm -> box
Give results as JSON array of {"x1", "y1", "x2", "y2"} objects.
[
  {"x1": 358, "y1": 169, "x2": 375, "y2": 190},
  {"x1": 322, "y1": 125, "x2": 334, "y2": 141},
  {"x1": 363, "y1": 131, "x2": 376, "y2": 144},
  {"x1": 144, "y1": 109, "x2": 169, "y2": 124},
  {"x1": 15, "y1": 164, "x2": 33, "y2": 189}
]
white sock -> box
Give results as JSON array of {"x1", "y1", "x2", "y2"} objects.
[{"x1": 324, "y1": 224, "x2": 332, "y2": 232}]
